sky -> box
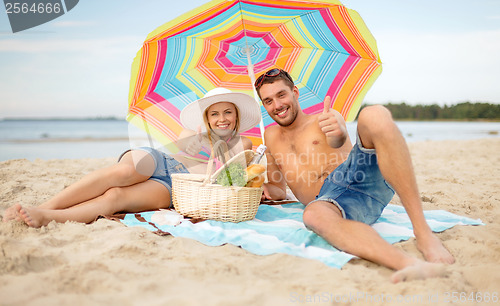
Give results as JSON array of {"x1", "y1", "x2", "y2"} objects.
[{"x1": 0, "y1": 0, "x2": 499, "y2": 119}]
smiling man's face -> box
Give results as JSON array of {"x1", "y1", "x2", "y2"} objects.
[{"x1": 259, "y1": 80, "x2": 300, "y2": 127}]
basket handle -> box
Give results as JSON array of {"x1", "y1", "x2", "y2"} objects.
[{"x1": 202, "y1": 140, "x2": 229, "y2": 185}]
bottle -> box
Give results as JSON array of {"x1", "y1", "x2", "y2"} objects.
[{"x1": 248, "y1": 144, "x2": 267, "y2": 165}]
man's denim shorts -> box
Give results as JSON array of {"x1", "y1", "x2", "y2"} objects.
[
  {"x1": 118, "y1": 147, "x2": 189, "y2": 203},
  {"x1": 310, "y1": 133, "x2": 395, "y2": 225}
]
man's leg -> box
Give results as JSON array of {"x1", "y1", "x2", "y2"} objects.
[
  {"x1": 356, "y1": 105, "x2": 454, "y2": 264},
  {"x1": 303, "y1": 200, "x2": 447, "y2": 282}
]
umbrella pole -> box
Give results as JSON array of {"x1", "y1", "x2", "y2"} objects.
[
  {"x1": 141, "y1": 114, "x2": 155, "y2": 148},
  {"x1": 245, "y1": 47, "x2": 266, "y2": 145}
]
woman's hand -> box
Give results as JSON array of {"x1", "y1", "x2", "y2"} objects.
[{"x1": 185, "y1": 126, "x2": 203, "y2": 156}]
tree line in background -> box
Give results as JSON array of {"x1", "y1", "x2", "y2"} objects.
[{"x1": 359, "y1": 102, "x2": 500, "y2": 120}]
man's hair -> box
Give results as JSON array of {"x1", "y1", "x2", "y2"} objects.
[{"x1": 255, "y1": 69, "x2": 295, "y2": 98}]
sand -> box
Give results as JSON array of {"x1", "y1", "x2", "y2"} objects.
[{"x1": 1, "y1": 138, "x2": 499, "y2": 305}]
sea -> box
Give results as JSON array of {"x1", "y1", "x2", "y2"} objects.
[{"x1": 0, "y1": 119, "x2": 499, "y2": 161}]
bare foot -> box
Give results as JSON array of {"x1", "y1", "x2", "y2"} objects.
[
  {"x1": 416, "y1": 232, "x2": 455, "y2": 264},
  {"x1": 19, "y1": 206, "x2": 47, "y2": 228},
  {"x1": 2, "y1": 204, "x2": 23, "y2": 222},
  {"x1": 391, "y1": 261, "x2": 447, "y2": 283}
]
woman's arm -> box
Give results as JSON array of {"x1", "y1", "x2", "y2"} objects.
[
  {"x1": 177, "y1": 128, "x2": 203, "y2": 155},
  {"x1": 241, "y1": 136, "x2": 253, "y2": 151}
]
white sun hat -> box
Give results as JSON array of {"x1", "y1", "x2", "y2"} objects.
[{"x1": 180, "y1": 88, "x2": 261, "y2": 133}]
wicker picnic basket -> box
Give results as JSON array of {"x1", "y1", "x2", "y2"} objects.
[{"x1": 171, "y1": 140, "x2": 264, "y2": 222}]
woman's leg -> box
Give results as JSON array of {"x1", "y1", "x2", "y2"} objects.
[
  {"x1": 18, "y1": 179, "x2": 171, "y2": 228},
  {"x1": 3, "y1": 150, "x2": 155, "y2": 222},
  {"x1": 39, "y1": 149, "x2": 156, "y2": 210}
]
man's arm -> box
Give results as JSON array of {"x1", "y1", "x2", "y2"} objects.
[
  {"x1": 262, "y1": 151, "x2": 287, "y2": 200},
  {"x1": 318, "y1": 97, "x2": 348, "y2": 148},
  {"x1": 262, "y1": 128, "x2": 286, "y2": 200}
]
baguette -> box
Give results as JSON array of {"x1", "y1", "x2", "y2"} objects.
[
  {"x1": 245, "y1": 164, "x2": 265, "y2": 180},
  {"x1": 245, "y1": 164, "x2": 266, "y2": 187},
  {"x1": 245, "y1": 174, "x2": 265, "y2": 188}
]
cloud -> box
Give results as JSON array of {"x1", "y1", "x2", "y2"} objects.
[
  {"x1": 51, "y1": 21, "x2": 98, "y2": 27},
  {"x1": 0, "y1": 36, "x2": 143, "y2": 54},
  {"x1": 0, "y1": 51, "x2": 130, "y2": 118},
  {"x1": 0, "y1": 36, "x2": 140, "y2": 118},
  {"x1": 365, "y1": 29, "x2": 500, "y2": 104}
]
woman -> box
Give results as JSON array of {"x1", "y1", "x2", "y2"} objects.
[{"x1": 3, "y1": 88, "x2": 261, "y2": 228}]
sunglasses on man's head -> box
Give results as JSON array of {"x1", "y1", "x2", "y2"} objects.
[{"x1": 254, "y1": 68, "x2": 293, "y2": 89}]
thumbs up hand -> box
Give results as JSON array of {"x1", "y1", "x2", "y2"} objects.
[
  {"x1": 185, "y1": 126, "x2": 203, "y2": 156},
  {"x1": 318, "y1": 96, "x2": 347, "y2": 148}
]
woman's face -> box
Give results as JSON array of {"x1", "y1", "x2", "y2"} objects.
[{"x1": 206, "y1": 102, "x2": 238, "y2": 137}]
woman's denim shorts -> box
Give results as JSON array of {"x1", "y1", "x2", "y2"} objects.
[{"x1": 118, "y1": 147, "x2": 189, "y2": 203}]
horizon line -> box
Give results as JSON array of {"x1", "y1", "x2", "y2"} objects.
[{"x1": 0, "y1": 116, "x2": 126, "y2": 121}]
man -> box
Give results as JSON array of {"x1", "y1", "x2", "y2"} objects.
[{"x1": 255, "y1": 68, "x2": 454, "y2": 283}]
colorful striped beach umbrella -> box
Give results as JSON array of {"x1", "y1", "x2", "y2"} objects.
[{"x1": 127, "y1": 0, "x2": 381, "y2": 151}]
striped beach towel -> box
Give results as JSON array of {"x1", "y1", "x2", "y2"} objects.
[{"x1": 117, "y1": 203, "x2": 483, "y2": 269}]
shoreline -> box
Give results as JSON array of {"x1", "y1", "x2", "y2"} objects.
[
  {"x1": 2, "y1": 117, "x2": 499, "y2": 122},
  {"x1": 3, "y1": 137, "x2": 133, "y2": 143},
  {"x1": 0, "y1": 117, "x2": 125, "y2": 121},
  {"x1": 389, "y1": 118, "x2": 500, "y2": 123},
  {"x1": 1, "y1": 137, "x2": 500, "y2": 163}
]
